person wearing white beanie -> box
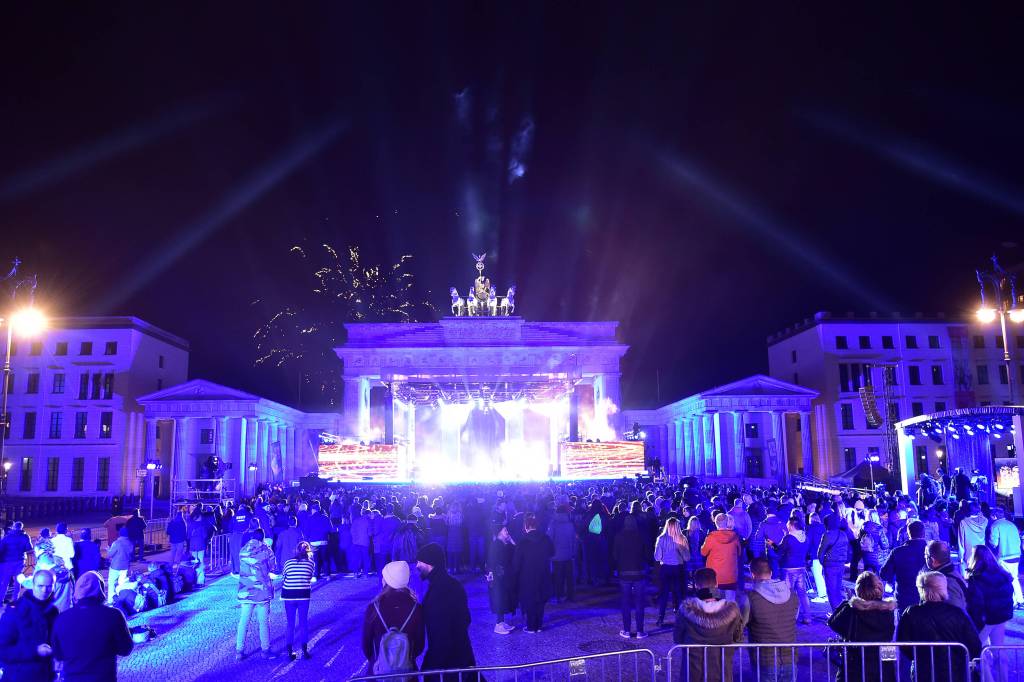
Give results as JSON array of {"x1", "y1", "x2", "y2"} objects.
[
  {"x1": 381, "y1": 560, "x2": 410, "y2": 590},
  {"x1": 361, "y1": 562, "x2": 424, "y2": 670}
]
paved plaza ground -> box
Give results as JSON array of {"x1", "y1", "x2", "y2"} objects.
[{"x1": 114, "y1": 570, "x2": 1024, "y2": 682}]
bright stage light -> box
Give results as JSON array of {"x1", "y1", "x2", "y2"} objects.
[
  {"x1": 977, "y1": 308, "x2": 997, "y2": 323},
  {"x1": 1010, "y1": 309, "x2": 1024, "y2": 324},
  {"x1": 10, "y1": 307, "x2": 46, "y2": 337}
]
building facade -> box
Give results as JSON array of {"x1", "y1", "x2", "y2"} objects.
[
  {"x1": 2, "y1": 317, "x2": 189, "y2": 497},
  {"x1": 767, "y1": 311, "x2": 1024, "y2": 479},
  {"x1": 622, "y1": 375, "x2": 817, "y2": 485}
]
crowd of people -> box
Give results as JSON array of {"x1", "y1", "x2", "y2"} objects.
[{"x1": 0, "y1": 465, "x2": 1020, "y2": 680}]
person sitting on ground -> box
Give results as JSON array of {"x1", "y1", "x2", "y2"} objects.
[
  {"x1": 674, "y1": 567, "x2": 744, "y2": 682},
  {"x1": 361, "y1": 560, "x2": 424, "y2": 675},
  {"x1": 827, "y1": 571, "x2": 896, "y2": 682},
  {"x1": 896, "y1": 571, "x2": 981, "y2": 682},
  {"x1": 743, "y1": 556, "x2": 798, "y2": 682},
  {"x1": 922, "y1": 540, "x2": 967, "y2": 611}
]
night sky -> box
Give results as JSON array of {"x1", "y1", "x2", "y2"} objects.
[{"x1": 2, "y1": 4, "x2": 1023, "y2": 411}]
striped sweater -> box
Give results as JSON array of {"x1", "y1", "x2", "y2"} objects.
[{"x1": 281, "y1": 557, "x2": 315, "y2": 600}]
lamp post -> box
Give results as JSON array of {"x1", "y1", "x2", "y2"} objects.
[
  {"x1": 1, "y1": 459, "x2": 10, "y2": 496},
  {"x1": 145, "y1": 461, "x2": 162, "y2": 521},
  {"x1": 976, "y1": 256, "x2": 1024, "y2": 405},
  {"x1": 0, "y1": 306, "x2": 47, "y2": 485}
]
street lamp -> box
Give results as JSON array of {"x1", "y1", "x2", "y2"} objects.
[
  {"x1": 144, "y1": 461, "x2": 162, "y2": 521},
  {"x1": 1, "y1": 306, "x2": 47, "y2": 484},
  {"x1": 976, "y1": 256, "x2": 1023, "y2": 404},
  {"x1": 248, "y1": 463, "x2": 258, "y2": 496},
  {"x1": 1, "y1": 459, "x2": 10, "y2": 496}
]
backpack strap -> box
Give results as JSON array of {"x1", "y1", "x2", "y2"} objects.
[
  {"x1": 397, "y1": 602, "x2": 416, "y2": 633},
  {"x1": 373, "y1": 599, "x2": 387, "y2": 629}
]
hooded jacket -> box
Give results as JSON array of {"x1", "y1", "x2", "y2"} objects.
[
  {"x1": 237, "y1": 539, "x2": 276, "y2": 603},
  {"x1": 751, "y1": 515, "x2": 786, "y2": 558},
  {"x1": 880, "y1": 538, "x2": 927, "y2": 610},
  {"x1": 701, "y1": 530, "x2": 741, "y2": 586},
  {"x1": 778, "y1": 530, "x2": 808, "y2": 569},
  {"x1": 966, "y1": 567, "x2": 1014, "y2": 629},
  {"x1": 547, "y1": 512, "x2": 577, "y2": 562},
  {"x1": 989, "y1": 518, "x2": 1022, "y2": 561},
  {"x1": 612, "y1": 519, "x2": 648, "y2": 580},
  {"x1": 828, "y1": 597, "x2": 896, "y2": 682},
  {"x1": 896, "y1": 601, "x2": 981, "y2": 682},
  {"x1": 673, "y1": 598, "x2": 744, "y2": 682},
  {"x1": 957, "y1": 514, "x2": 987, "y2": 565},
  {"x1": 745, "y1": 578, "x2": 798, "y2": 662},
  {"x1": 0, "y1": 591, "x2": 59, "y2": 682}
]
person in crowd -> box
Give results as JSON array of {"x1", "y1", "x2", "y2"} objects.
[
  {"x1": 105, "y1": 528, "x2": 134, "y2": 605},
  {"x1": 728, "y1": 499, "x2": 753, "y2": 543},
  {"x1": 683, "y1": 516, "x2": 706, "y2": 591},
  {"x1": 743, "y1": 556, "x2": 798, "y2": 682},
  {"x1": 415, "y1": 542, "x2": 476, "y2": 678},
  {"x1": 445, "y1": 502, "x2": 465, "y2": 574},
  {"x1": 304, "y1": 501, "x2": 334, "y2": 579},
  {"x1": 547, "y1": 504, "x2": 577, "y2": 603},
  {"x1": 0, "y1": 522, "x2": 32, "y2": 604},
  {"x1": 125, "y1": 509, "x2": 147, "y2": 562},
  {"x1": 880, "y1": 520, "x2": 927, "y2": 613},
  {"x1": 72, "y1": 528, "x2": 102, "y2": 583},
  {"x1": 51, "y1": 523, "x2": 75, "y2": 577},
  {"x1": 235, "y1": 528, "x2": 277, "y2": 660},
  {"x1": 774, "y1": 517, "x2": 811, "y2": 625},
  {"x1": 281, "y1": 541, "x2": 316, "y2": 660},
  {"x1": 52, "y1": 571, "x2": 134, "y2": 682},
  {"x1": 166, "y1": 509, "x2": 188, "y2": 566},
  {"x1": 0, "y1": 568, "x2": 58, "y2": 681},
  {"x1": 486, "y1": 525, "x2": 516, "y2": 634},
  {"x1": 751, "y1": 504, "x2": 786, "y2": 576},
  {"x1": 351, "y1": 507, "x2": 373, "y2": 578},
  {"x1": 896, "y1": 571, "x2": 982, "y2": 682},
  {"x1": 275, "y1": 515, "x2": 305, "y2": 571},
  {"x1": 923, "y1": 540, "x2": 967, "y2": 611},
  {"x1": 361, "y1": 560, "x2": 424, "y2": 673},
  {"x1": 951, "y1": 467, "x2": 973, "y2": 502},
  {"x1": 987, "y1": 507, "x2": 1023, "y2": 608},
  {"x1": 845, "y1": 500, "x2": 868, "y2": 580},
  {"x1": 965, "y1": 545, "x2": 1014, "y2": 682},
  {"x1": 827, "y1": 571, "x2": 896, "y2": 682},
  {"x1": 702, "y1": 514, "x2": 742, "y2": 601},
  {"x1": 375, "y1": 504, "x2": 402, "y2": 572},
  {"x1": 673, "y1": 567, "x2": 744, "y2": 682},
  {"x1": 858, "y1": 510, "x2": 888, "y2": 574},
  {"x1": 227, "y1": 503, "x2": 252, "y2": 576},
  {"x1": 818, "y1": 514, "x2": 850, "y2": 610},
  {"x1": 958, "y1": 502, "x2": 988, "y2": 566},
  {"x1": 583, "y1": 499, "x2": 610, "y2": 586},
  {"x1": 613, "y1": 514, "x2": 648, "y2": 639},
  {"x1": 806, "y1": 512, "x2": 828, "y2": 603},
  {"x1": 187, "y1": 506, "x2": 212, "y2": 587},
  {"x1": 34, "y1": 528, "x2": 54, "y2": 559},
  {"x1": 513, "y1": 512, "x2": 555, "y2": 633},
  {"x1": 654, "y1": 516, "x2": 689, "y2": 628}
]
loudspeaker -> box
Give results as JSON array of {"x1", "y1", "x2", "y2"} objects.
[{"x1": 860, "y1": 387, "x2": 883, "y2": 427}]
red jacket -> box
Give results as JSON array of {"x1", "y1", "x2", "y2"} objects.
[{"x1": 701, "y1": 530, "x2": 742, "y2": 587}]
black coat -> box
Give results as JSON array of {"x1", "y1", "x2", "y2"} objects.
[
  {"x1": 827, "y1": 597, "x2": 896, "y2": 682},
  {"x1": 421, "y1": 569, "x2": 475, "y2": 673},
  {"x1": 896, "y1": 601, "x2": 981, "y2": 682},
  {"x1": 967, "y1": 567, "x2": 1014, "y2": 630},
  {"x1": 880, "y1": 539, "x2": 927, "y2": 611},
  {"x1": 512, "y1": 530, "x2": 554, "y2": 607},
  {"x1": 0, "y1": 592, "x2": 59, "y2": 682},
  {"x1": 0, "y1": 531, "x2": 32, "y2": 565},
  {"x1": 52, "y1": 597, "x2": 133, "y2": 682},
  {"x1": 486, "y1": 539, "x2": 515, "y2": 616},
  {"x1": 73, "y1": 541, "x2": 102, "y2": 576}
]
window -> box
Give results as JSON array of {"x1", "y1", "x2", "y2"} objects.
[
  {"x1": 48, "y1": 412, "x2": 62, "y2": 439},
  {"x1": 102, "y1": 373, "x2": 114, "y2": 399},
  {"x1": 744, "y1": 423, "x2": 759, "y2": 439},
  {"x1": 996, "y1": 335, "x2": 1005, "y2": 349},
  {"x1": 72, "y1": 457, "x2": 85, "y2": 492},
  {"x1": 843, "y1": 447, "x2": 856, "y2": 470},
  {"x1": 8, "y1": 341, "x2": 15, "y2": 356},
  {"x1": 1021, "y1": 365, "x2": 1024, "y2": 384},
  {"x1": 973, "y1": 335, "x2": 985, "y2": 349},
  {"x1": 928, "y1": 335, "x2": 940, "y2": 349},
  {"x1": 912, "y1": 402, "x2": 924, "y2": 417},
  {"x1": 156, "y1": 378, "x2": 163, "y2": 391},
  {"x1": 0, "y1": 412, "x2": 8, "y2": 439},
  {"x1": 22, "y1": 412, "x2": 36, "y2": 439},
  {"x1": 882, "y1": 335, "x2": 895, "y2": 349},
  {"x1": 868, "y1": 447, "x2": 881, "y2": 463},
  {"x1": 915, "y1": 445, "x2": 928, "y2": 466},
  {"x1": 79, "y1": 341, "x2": 92, "y2": 356},
  {"x1": 200, "y1": 428, "x2": 215, "y2": 445},
  {"x1": 791, "y1": 350, "x2": 797, "y2": 363},
  {"x1": 839, "y1": 364, "x2": 851, "y2": 392},
  {"x1": 74, "y1": 412, "x2": 87, "y2": 439},
  {"x1": 158, "y1": 355, "x2": 165, "y2": 369},
  {"x1": 90, "y1": 374, "x2": 101, "y2": 400},
  {"x1": 26, "y1": 373, "x2": 39, "y2": 394},
  {"x1": 46, "y1": 458, "x2": 59, "y2": 492},
  {"x1": 884, "y1": 366, "x2": 897, "y2": 385},
  {"x1": 835, "y1": 336, "x2": 848, "y2": 350},
  {"x1": 841, "y1": 404, "x2": 855, "y2": 430},
  {"x1": 935, "y1": 401, "x2": 947, "y2": 413},
  {"x1": 97, "y1": 458, "x2": 110, "y2": 491},
  {"x1": 55, "y1": 341, "x2": 68, "y2": 356},
  {"x1": 793, "y1": 372, "x2": 799, "y2": 385},
  {"x1": 931, "y1": 365, "x2": 944, "y2": 385},
  {"x1": 1018, "y1": 336, "x2": 1024, "y2": 349},
  {"x1": 906, "y1": 335, "x2": 919, "y2": 349},
  {"x1": 859, "y1": 336, "x2": 871, "y2": 349},
  {"x1": 19, "y1": 458, "x2": 31, "y2": 492},
  {"x1": 100, "y1": 412, "x2": 112, "y2": 439},
  {"x1": 909, "y1": 366, "x2": 922, "y2": 385},
  {"x1": 104, "y1": 341, "x2": 117, "y2": 355},
  {"x1": 888, "y1": 402, "x2": 900, "y2": 422},
  {"x1": 4, "y1": 373, "x2": 13, "y2": 394},
  {"x1": 999, "y1": 364, "x2": 1009, "y2": 385},
  {"x1": 29, "y1": 341, "x2": 42, "y2": 356},
  {"x1": 978, "y1": 365, "x2": 990, "y2": 385},
  {"x1": 78, "y1": 374, "x2": 88, "y2": 400},
  {"x1": 51, "y1": 373, "x2": 64, "y2": 394}
]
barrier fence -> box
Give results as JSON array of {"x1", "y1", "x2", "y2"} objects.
[
  {"x1": 349, "y1": 649, "x2": 658, "y2": 682},
  {"x1": 666, "y1": 642, "x2": 973, "y2": 682},
  {"x1": 980, "y1": 644, "x2": 1020, "y2": 682},
  {"x1": 208, "y1": 532, "x2": 231, "y2": 575}
]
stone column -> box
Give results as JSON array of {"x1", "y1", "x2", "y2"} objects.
[
  {"x1": 713, "y1": 413, "x2": 727, "y2": 476},
  {"x1": 258, "y1": 419, "x2": 270, "y2": 484},
  {"x1": 405, "y1": 404, "x2": 416, "y2": 480},
  {"x1": 569, "y1": 385, "x2": 580, "y2": 442},
  {"x1": 358, "y1": 378, "x2": 371, "y2": 440},
  {"x1": 673, "y1": 420, "x2": 683, "y2": 476},
  {"x1": 702, "y1": 413, "x2": 716, "y2": 476},
  {"x1": 244, "y1": 416, "x2": 258, "y2": 494},
  {"x1": 284, "y1": 425, "x2": 296, "y2": 480},
  {"x1": 270, "y1": 421, "x2": 281, "y2": 481},
  {"x1": 342, "y1": 377, "x2": 360, "y2": 435},
  {"x1": 144, "y1": 418, "x2": 157, "y2": 464},
  {"x1": 800, "y1": 411, "x2": 813, "y2": 478},
  {"x1": 732, "y1": 412, "x2": 746, "y2": 478},
  {"x1": 682, "y1": 418, "x2": 693, "y2": 475},
  {"x1": 602, "y1": 372, "x2": 623, "y2": 438},
  {"x1": 383, "y1": 386, "x2": 395, "y2": 445},
  {"x1": 691, "y1": 416, "x2": 704, "y2": 476},
  {"x1": 771, "y1": 411, "x2": 788, "y2": 484}
]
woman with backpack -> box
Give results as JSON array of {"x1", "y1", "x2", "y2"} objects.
[
  {"x1": 361, "y1": 561, "x2": 424, "y2": 675},
  {"x1": 653, "y1": 517, "x2": 689, "y2": 628},
  {"x1": 281, "y1": 541, "x2": 315, "y2": 660}
]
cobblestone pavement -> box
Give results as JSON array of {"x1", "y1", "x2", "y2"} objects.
[{"x1": 118, "y1": 571, "x2": 1024, "y2": 681}]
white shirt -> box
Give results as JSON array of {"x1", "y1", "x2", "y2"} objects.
[{"x1": 51, "y1": 534, "x2": 75, "y2": 568}]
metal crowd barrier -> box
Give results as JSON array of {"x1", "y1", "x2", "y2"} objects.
[
  {"x1": 981, "y1": 645, "x2": 1021, "y2": 682},
  {"x1": 666, "y1": 641, "x2": 972, "y2": 682},
  {"x1": 349, "y1": 648, "x2": 658, "y2": 682},
  {"x1": 207, "y1": 532, "x2": 231, "y2": 575}
]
